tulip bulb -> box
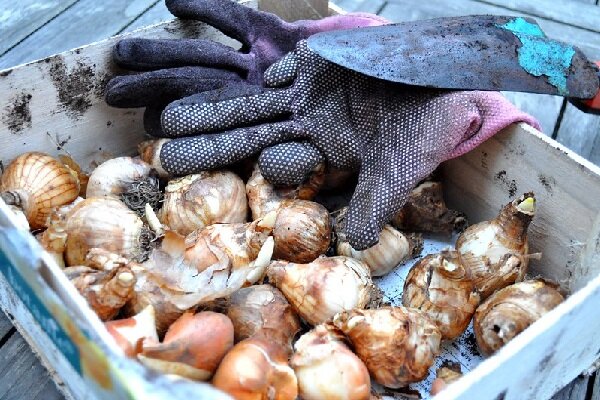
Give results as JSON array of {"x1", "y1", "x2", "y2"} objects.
[
  {"x1": 212, "y1": 337, "x2": 298, "y2": 400},
  {"x1": 38, "y1": 197, "x2": 84, "y2": 269},
  {"x1": 104, "y1": 305, "x2": 159, "y2": 357},
  {"x1": 138, "y1": 139, "x2": 170, "y2": 178},
  {"x1": 139, "y1": 311, "x2": 234, "y2": 381},
  {"x1": 456, "y1": 192, "x2": 536, "y2": 299},
  {"x1": 267, "y1": 256, "x2": 373, "y2": 325},
  {"x1": 333, "y1": 307, "x2": 441, "y2": 388},
  {"x1": 159, "y1": 171, "x2": 247, "y2": 236},
  {"x1": 291, "y1": 324, "x2": 371, "y2": 400},
  {"x1": 0, "y1": 152, "x2": 80, "y2": 229},
  {"x1": 226, "y1": 285, "x2": 301, "y2": 355},
  {"x1": 402, "y1": 251, "x2": 480, "y2": 339},
  {"x1": 65, "y1": 265, "x2": 136, "y2": 321},
  {"x1": 474, "y1": 279, "x2": 564, "y2": 356},
  {"x1": 336, "y1": 213, "x2": 422, "y2": 276},
  {"x1": 141, "y1": 213, "x2": 275, "y2": 311},
  {"x1": 391, "y1": 181, "x2": 466, "y2": 234},
  {"x1": 60, "y1": 198, "x2": 152, "y2": 266}
]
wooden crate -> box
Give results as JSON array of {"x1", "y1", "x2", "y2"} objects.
[{"x1": 1, "y1": 1, "x2": 599, "y2": 399}]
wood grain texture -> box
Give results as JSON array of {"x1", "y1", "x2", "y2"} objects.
[
  {"x1": 551, "y1": 375, "x2": 590, "y2": 400},
  {"x1": 478, "y1": 0, "x2": 600, "y2": 33},
  {"x1": 0, "y1": 333, "x2": 63, "y2": 400},
  {"x1": 0, "y1": 0, "x2": 79, "y2": 56},
  {"x1": 0, "y1": 0, "x2": 160, "y2": 69},
  {"x1": 122, "y1": 1, "x2": 173, "y2": 33},
  {"x1": 0, "y1": 310, "x2": 14, "y2": 339},
  {"x1": 259, "y1": 0, "x2": 329, "y2": 20},
  {"x1": 555, "y1": 104, "x2": 600, "y2": 166}
]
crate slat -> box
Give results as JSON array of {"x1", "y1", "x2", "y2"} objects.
[{"x1": 555, "y1": 104, "x2": 600, "y2": 167}]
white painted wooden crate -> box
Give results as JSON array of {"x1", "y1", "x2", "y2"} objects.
[{"x1": 1, "y1": 1, "x2": 600, "y2": 399}]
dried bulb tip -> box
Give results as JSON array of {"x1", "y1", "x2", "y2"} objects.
[
  {"x1": 118, "y1": 272, "x2": 134, "y2": 284},
  {"x1": 442, "y1": 259, "x2": 457, "y2": 272}
]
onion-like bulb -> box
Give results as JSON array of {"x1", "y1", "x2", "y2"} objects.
[
  {"x1": 337, "y1": 222, "x2": 422, "y2": 277},
  {"x1": 0, "y1": 152, "x2": 80, "y2": 229},
  {"x1": 159, "y1": 171, "x2": 247, "y2": 236},
  {"x1": 104, "y1": 305, "x2": 159, "y2": 357},
  {"x1": 272, "y1": 200, "x2": 331, "y2": 263},
  {"x1": 226, "y1": 285, "x2": 301, "y2": 355},
  {"x1": 64, "y1": 264, "x2": 136, "y2": 321},
  {"x1": 212, "y1": 337, "x2": 298, "y2": 400},
  {"x1": 139, "y1": 311, "x2": 234, "y2": 381},
  {"x1": 246, "y1": 163, "x2": 324, "y2": 220},
  {"x1": 402, "y1": 251, "x2": 480, "y2": 339},
  {"x1": 291, "y1": 324, "x2": 371, "y2": 400},
  {"x1": 138, "y1": 139, "x2": 170, "y2": 178},
  {"x1": 474, "y1": 279, "x2": 564, "y2": 356},
  {"x1": 59, "y1": 198, "x2": 152, "y2": 266},
  {"x1": 456, "y1": 193, "x2": 536, "y2": 299},
  {"x1": 267, "y1": 256, "x2": 373, "y2": 326},
  {"x1": 430, "y1": 363, "x2": 462, "y2": 396},
  {"x1": 86, "y1": 157, "x2": 161, "y2": 215},
  {"x1": 391, "y1": 180, "x2": 466, "y2": 234},
  {"x1": 139, "y1": 213, "x2": 276, "y2": 313},
  {"x1": 332, "y1": 307, "x2": 442, "y2": 388}
]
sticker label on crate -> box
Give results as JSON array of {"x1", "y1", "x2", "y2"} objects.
[{"x1": 0, "y1": 230, "x2": 82, "y2": 374}]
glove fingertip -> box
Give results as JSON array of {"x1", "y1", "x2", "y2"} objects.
[{"x1": 344, "y1": 205, "x2": 382, "y2": 251}]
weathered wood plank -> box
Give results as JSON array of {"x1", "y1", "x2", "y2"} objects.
[
  {"x1": 500, "y1": 92, "x2": 563, "y2": 137},
  {"x1": 0, "y1": 0, "x2": 79, "y2": 56},
  {"x1": 0, "y1": 0, "x2": 160, "y2": 69},
  {"x1": 259, "y1": 0, "x2": 329, "y2": 20},
  {"x1": 555, "y1": 104, "x2": 600, "y2": 166},
  {"x1": 0, "y1": 310, "x2": 14, "y2": 339},
  {"x1": 477, "y1": 0, "x2": 600, "y2": 33},
  {"x1": 0, "y1": 332, "x2": 63, "y2": 400},
  {"x1": 380, "y1": 0, "x2": 600, "y2": 59},
  {"x1": 122, "y1": 1, "x2": 173, "y2": 33},
  {"x1": 550, "y1": 375, "x2": 589, "y2": 400}
]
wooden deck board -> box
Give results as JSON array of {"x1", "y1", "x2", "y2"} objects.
[
  {"x1": 0, "y1": 0, "x2": 160, "y2": 69},
  {"x1": 0, "y1": 329, "x2": 62, "y2": 400},
  {"x1": 0, "y1": 0, "x2": 599, "y2": 399},
  {"x1": 0, "y1": 0, "x2": 79, "y2": 56}
]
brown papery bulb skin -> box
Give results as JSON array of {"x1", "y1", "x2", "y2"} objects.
[
  {"x1": 85, "y1": 157, "x2": 152, "y2": 199},
  {"x1": 124, "y1": 264, "x2": 186, "y2": 337},
  {"x1": 65, "y1": 265, "x2": 136, "y2": 321},
  {"x1": 140, "y1": 311, "x2": 234, "y2": 381},
  {"x1": 391, "y1": 181, "x2": 465, "y2": 234},
  {"x1": 246, "y1": 163, "x2": 325, "y2": 221},
  {"x1": 337, "y1": 224, "x2": 422, "y2": 277},
  {"x1": 430, "y1": 364, "x2": 462, "y2": 396},
  {"x1": 104, "y1": 305, "x2": 159, "y2": 357},
  {"x1": 456, "y1": 193, "x2": 536, "y2": 299},
  {"x1": 333, "y1": 307, "x2": 441, "y2": 388},
  {"x1": 273, "y1": 200, "x2": 331, "y2": 263},
  {"x1": 267, "y1": 256, "x2": 373, "y2": 326},
  {"x1": 474, "y1": 280, "x2": 564, "y2": 357},
  {"x1": 291, "y1": 324, "x2": 371, "y2": 400},
  {"x1": 227, "y1": 285, "x2": 301, "y2": 355},
  {"x1": 63, "y1": 198, "x2": 150, "y2": 266},
  {"x1": 0, "y1": 152, "x2": 80, "y2": 229},
  {"x1": 212, "y1": 337, "x2": 298, "y2": 400},
  {"x1": 138, "y1": 139, "x2": 170, "y2": 178},
  {"x1": 402, "y1": 251, "x2": 480, "y2": 339},
  {"x1": 159, "y1": 171, "x2": 247, "y2": 236}
]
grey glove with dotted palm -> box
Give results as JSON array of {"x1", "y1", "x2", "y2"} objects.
[{"x1": 149, "y1": 40, "x2": 539, "y2": 250}]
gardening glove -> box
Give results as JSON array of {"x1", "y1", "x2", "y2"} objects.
[
  {"x1": 105, "y1": 0, "x2": 387, "y2": 135},
  {"x1": 149, "y1": 40, "x2": 540, "y2": 250}
]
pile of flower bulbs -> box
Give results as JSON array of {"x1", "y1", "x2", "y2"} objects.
[{"x1": 0, "y1": 149, "x2": 565, "y2": 399}]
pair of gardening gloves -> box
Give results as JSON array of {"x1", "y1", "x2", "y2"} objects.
[{"x1": 105, "y1": 0, "x2": 539, "y2": 250}]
